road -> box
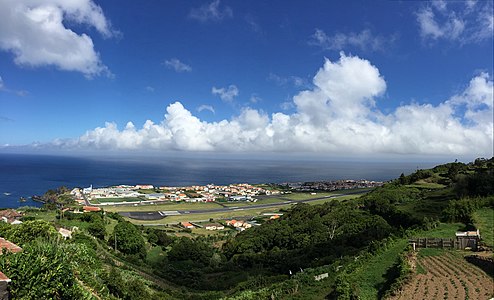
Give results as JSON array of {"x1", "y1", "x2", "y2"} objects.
[{"x1": 119, "y1": 190, "x2": 368, "y2": 219}]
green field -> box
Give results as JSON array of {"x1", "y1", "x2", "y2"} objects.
[
  {"x1": 93, "y1": 197, "x2": 143, "y2": 203},
  {"x1": 352, "y1": 239, "x2": 409, "y2": 299},
  {"x1": 103, "y1": 201, "x2": 224, "y2": 212},
  {"x1": 473, "y1": 208, "x2": 494, "y2": 247},
  {"x1": 118, "y1": 195, "x2": 360, "y2": 224},
  {"x1": 419, "y1": 222, "x2": 465, "y2": 238}
]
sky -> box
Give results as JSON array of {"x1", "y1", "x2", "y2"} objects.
[{"x1": 0, "y1": 0, "x2": 493, "y2": 160}]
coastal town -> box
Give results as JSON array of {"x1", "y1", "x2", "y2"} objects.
[{"x1": 70, "y1": 180, "x2": 383, "y2": 206}]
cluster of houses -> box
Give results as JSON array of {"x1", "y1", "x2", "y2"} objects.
[
  {"x1": 74, "y1": 183, "x2": 281, "y2": 205},
  {"x1": 287, "y1": 179, "x2": 383, "y2": 191},
  {"x1": 180, "y1": 218, "x2": 264, "y2": 232}
]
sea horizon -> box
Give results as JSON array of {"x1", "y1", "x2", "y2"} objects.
[{"x1": 0, "y1": 152, "x2": 448, "y2": 208}]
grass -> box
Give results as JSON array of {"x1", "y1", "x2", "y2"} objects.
[
  {"x1": 103, "y1": 201, "x2": 224, "y2": 212},
  {"x1": 146, "y1": 246, "x2": 165, "y2": 265},
  {"x1": 398, "y1": 187, "x2": 456, "y2": 219},
  {"x1": 117, "y1": 194, "x2": 355, "y2": 225},
  {"x1": 94, "y1": 197, "x2": 143, "y2": 203},
  {"x1": 473, "y1": 208, "x2": 494, "y2": 248},
  {"x1": 105, "y1": 217, "x2": 118, "y2": 236},
  {"x1": 304, "y1": 195, "x2": 360, "y2": 205},
  {"x1": 24, "y1": 210, "x2": 57, "y2": 222},
  {"x1": 352, "y1": 239, "x2": 409, "y2": 299},
  {"x1": 126, "y1": 208, "x2": 285, "y2": 225},
  {"x1": 279, "y1": 191, "x2": 345, "y2": 201},
  {"x1": 418, "y1": 248, "x2": 445, "y2": 257},
  {"x1": 420, "y1": 222, "x2": 465, "y2": 239},
  {"x1": 406, "y1": 181, "x2": 446, "y2": 189}
]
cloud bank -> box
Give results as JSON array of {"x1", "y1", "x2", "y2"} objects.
[
  {"x1": 0, "y1": 0, "x2": 116, "y2": 77},
  {"x1": 54, "y1": 53, "x2": 493, "y2": 157}
]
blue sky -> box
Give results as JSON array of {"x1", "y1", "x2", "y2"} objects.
[{"x1": 0, "y1": 0, "x2": 493, "y2": 159}]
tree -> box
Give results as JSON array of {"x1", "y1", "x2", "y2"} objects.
[
  {"x1": 109, "y1": 221, "x2": 146, "y2": 258},
  {"x1": 5, "y1": 220, "x2": 57, "y2": 246},
  {"x1": 87, "y1": 218, "x2": 106, "y2": 240},
  {"x1": 0, "y1": 240, "x2": 83, "y2": 299}
]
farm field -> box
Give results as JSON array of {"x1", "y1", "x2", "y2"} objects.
[{"x1": 388, "y1": 250, "x2": 494, "y2": 300}]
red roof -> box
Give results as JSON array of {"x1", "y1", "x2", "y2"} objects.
[
  {"x1": 0, "y1": 238, "x2": 22, "y2": 254},
  {"x1": 83, "y1": 206, "x2": 101, "y2": 212},
  {"x1": 0, "y1": 271, "x2": 10, "y2": 282}
]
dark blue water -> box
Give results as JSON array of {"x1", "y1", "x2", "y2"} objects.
[{"x1": 0, "y1": 153, "x2": 440, "y2": 208}]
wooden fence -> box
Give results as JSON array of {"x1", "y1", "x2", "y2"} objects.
[{"x1": 409, "y1": 238, "x2": 455, "y2": 249}]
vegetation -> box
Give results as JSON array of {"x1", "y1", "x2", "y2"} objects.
[{"x1": 0, "y1": 157, "x2": 492, "y2": 299}]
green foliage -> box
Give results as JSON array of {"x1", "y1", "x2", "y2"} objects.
[
  {"x1": 472, "y1": 208, "x2": 494, "y2": 247},
  {"x1": 361, "y1": 185, "x2": 422, "y2": 228},
  {"x1": 223, "y1": 202, "x2": 393, "y2": 274},
  {"x1": 3, "y1": 220, "x2": 57, "y2": 246},
  {"x1": 0, "y1": 240, "x2": 84, "y2": 299},
  {"x1": 145, "y1": 227, "x2": 175, "y2": 247},
  {"x1": 167, "y1": 237, "x2": 215, "y2": 266},
  {"x1": 382, "y1": 247, "x2": 414, "y2": 299},
  {"x1": 109, "y1": 220, "x2": 146, "y2": 258},
  {"x1": 442, "y1": 196, "x2": 493, "y2": 224}
]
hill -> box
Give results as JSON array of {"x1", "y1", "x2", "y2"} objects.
[{"x1": 0, "y1": 157, "x2": 492, "y2": 299}]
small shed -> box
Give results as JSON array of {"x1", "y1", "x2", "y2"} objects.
[{"x1": 455, "y1": 229, "x2": 480, "y2": 250}]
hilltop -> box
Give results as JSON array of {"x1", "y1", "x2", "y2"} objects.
[{"x1": 0, "y1": 158, "x2": 492, "y2": 299}]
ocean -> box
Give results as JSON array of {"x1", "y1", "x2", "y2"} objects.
[{"x1": 0, "y1": 153, "x2": 441, "y2": 208}]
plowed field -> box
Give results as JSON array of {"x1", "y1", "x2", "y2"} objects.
[{"x1": 389, "y1": 251, "x2": 493, "y2": 300}]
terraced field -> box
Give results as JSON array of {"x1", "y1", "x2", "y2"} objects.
[{"x1": 389, "y1": 251, "x2": 493, "y2": 300}]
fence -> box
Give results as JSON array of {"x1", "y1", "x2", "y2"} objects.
[{"x1": 409, "y1": 238, "x2": 455, "y2": 249}]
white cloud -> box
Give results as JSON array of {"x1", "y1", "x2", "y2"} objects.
[
  {"x1": 309, "y1": 29, "x2": 392, "y2": 52},
  {"x1": 145, "y1": 86, "x2": 155, "y2": 92},
  {"x1": 249, "y1": 94, "x2": 262, "y2": 104},
  {"x1": 188, "y1": 0, "x2": 233, "y2": 22},
  {"x1": 53, "y1": 53, "x2": 493, "y2": 157},
  {"x1": 0, "y1": 0, "x2": 116, "y2": 77},
  {"x1": 416, "y1": 1, "x2": 493, "y2": 44},
  {"x1": 197, "y1": 104, "x2": 215, "y2": 114},
  {"x1": 163, "y1": 58, "x2": 192, "y2": 73},
  {"x1": 268, "y1": 73, "x2": 309, "y2": 88},
  {"x1": 212, "y1": 85, "x2": 239, "y2": 102},
  {"x1": 0, "y1": 76, "x2": 4, "y2": 90}
]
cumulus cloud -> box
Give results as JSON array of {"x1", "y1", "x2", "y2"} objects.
[
  {"x1": 416, "y1": 1, "x2": 493, "y2": 44},
  {"x1": 188, "y1": 0, "x2": 233, "y2": 22},
  {"x1": 197, "y1": 104, "x2": 215, "y2": 114},
  {"x1": 309, "y1": 29, "x2": 393, "y2": 52},
  {"x1": 0, "y1": 0, "x2": 116, "y2": 77},
  {"x1": 53, "y1": 53, "x2": 493, "y2": 157},
  {"x1": 212, "y1": 85, "x2": 239, "y2": 102},
  {"x1": 163, "y1": 58, "x2": 192, "y2": 73}
]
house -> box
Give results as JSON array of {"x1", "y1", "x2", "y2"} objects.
[
  {"x1": 0, "y1": 209, "x2": 23, "y2": 224},
  {"x1": 58, "y1": 228, "x2": 72, "y2": 239},
  {"x1": 455, "y1": 229, "x2": 481, "y2": 250},
  {"x1": 0, "y1": 238, "x2": 22, "y2": 255},
  {"x1": 0, "y1": 238, "x2": 22, "y2": 299},
  {"x1": 270, "y1": 214, "x2": 280, "y2": 220},
  {"x1": 181, "y1": 222, "x2": 194, "y2": 229},
  {"x1": 135, "y1": 184, "x2": 154, "y2": 190},
  {"x1": 83, "y1": 206, "x2": 101, "y2": 213},
  {"x1": 204, "y1": 223, "x2": 225, "y2": 230}
]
